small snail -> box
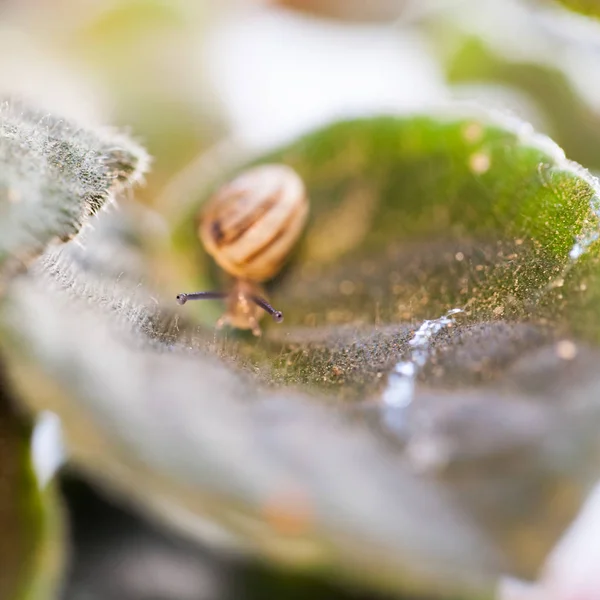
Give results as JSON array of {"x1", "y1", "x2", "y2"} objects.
[{"x1": 176, "y1": 164, "x2": 309, "y2": 336}]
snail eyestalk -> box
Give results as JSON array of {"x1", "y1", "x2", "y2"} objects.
[
  {"x1": 251, "y1": 295, "x2": 284, "y2": 323},
  {"x1": 176, "y1": 291, "x2": 227, "y2": 305}
]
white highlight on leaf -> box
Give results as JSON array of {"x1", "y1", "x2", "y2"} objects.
[
  {"x1": 31, "y1": 410, "x2": 65, "y2": 489},
  {"x1": 381, "y1": 308, "x2": 463, "y2": 431},
  {"x1": 569, "y1": 193, "x2": 600, "y2": 261}
]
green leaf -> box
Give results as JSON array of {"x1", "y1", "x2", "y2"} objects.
[
  {"x1": 445, "y1": 35, "x2": 600, "y2": 173},
  {"x1": 4, "y1": 108, "x2": 600, "y2": 599},
  {"x1": 553, "y1": 0, "x2": 600, "y2": 17},
  {"x1": 172, "y1": 111, "x2": 600, "y2": 340},
  {"x1": 414, "y1": 0, "x2": 600, "y2": 174},
  {"x1": 0, "y1": 367, "x2": 63, "y2": 600},
  {"x1": 0, "y1": 97, "x2": 149, "y2": 288}
]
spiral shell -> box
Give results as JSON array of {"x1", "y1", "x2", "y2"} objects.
[{"x1": 199, "y1": 164, "x2": 308, "y2": 282}]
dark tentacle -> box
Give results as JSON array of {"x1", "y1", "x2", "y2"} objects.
[
  {"x1": 176, "y1": 291, "x2": 227, "y2": 305},
  {"x1": 250, "y1": 295, "x2": 283, "y2": 323}
]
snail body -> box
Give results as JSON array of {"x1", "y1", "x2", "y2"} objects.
[{"x1": 177, "y1": 164, "x2": 308, "y2": 335}]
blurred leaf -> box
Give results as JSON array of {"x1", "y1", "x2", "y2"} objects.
[
  {"x1": 274, "y1": 0, "x2": 410, "y2": 22},
  {"x1": 415, "y1": 0, "x2": 600, "y2": 173},
  {"x1": 59, "y1": 0, "x2": 224, "y2": 183},
  {"x1": 0, "y1": 97, "x2": 149, "y2": 288},
  {"x1": 76, "y1": 0, "x2": 187, "y2": 41},
  {"x1": 1, "y1": 267, "x2": 502, "y2": 599},
  {"x1": 0, "y1": 366, "x2": 63, "y2": 600},
  {"x1": 61, "y1": 473, "x2": 394, "y2": 600},
  {"x1": 553, "y1": 0, "x2": 600, "y2": 17},
  {"x1": 445, "y1": 36, "x2": 600, "y2": 171}
]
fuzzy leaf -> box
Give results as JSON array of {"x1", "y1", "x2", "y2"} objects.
[{"x1": 0, "y1": 97, "x2": 149, "y2": 287}]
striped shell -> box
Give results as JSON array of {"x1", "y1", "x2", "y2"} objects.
[{"x1": 199, "y1": 164, "x2": 308, "y2": 282}]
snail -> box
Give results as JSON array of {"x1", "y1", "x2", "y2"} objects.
[{"x1": 176, "y1": 164, "x2": 309, "y2": 336}]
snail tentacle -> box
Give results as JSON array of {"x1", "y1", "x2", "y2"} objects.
[
  {"x1": 251, "y1": 295, "x2": 284, "y2": 323},
  {"x1": 176, "y1": 291, "x2": 227, "y2": 305}
]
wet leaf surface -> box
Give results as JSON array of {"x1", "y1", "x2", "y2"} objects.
[{"x1": 3, "y1": 108, "x2": 600, "y2": 598}]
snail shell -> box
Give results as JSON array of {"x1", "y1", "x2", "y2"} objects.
[{"x1": 199, "y1": 164, "x2": 308, "y2": 282}]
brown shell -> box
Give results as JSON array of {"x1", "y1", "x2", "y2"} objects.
[{"x1": 199, "y1": 164, "x2": 308, "y2": 282}]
